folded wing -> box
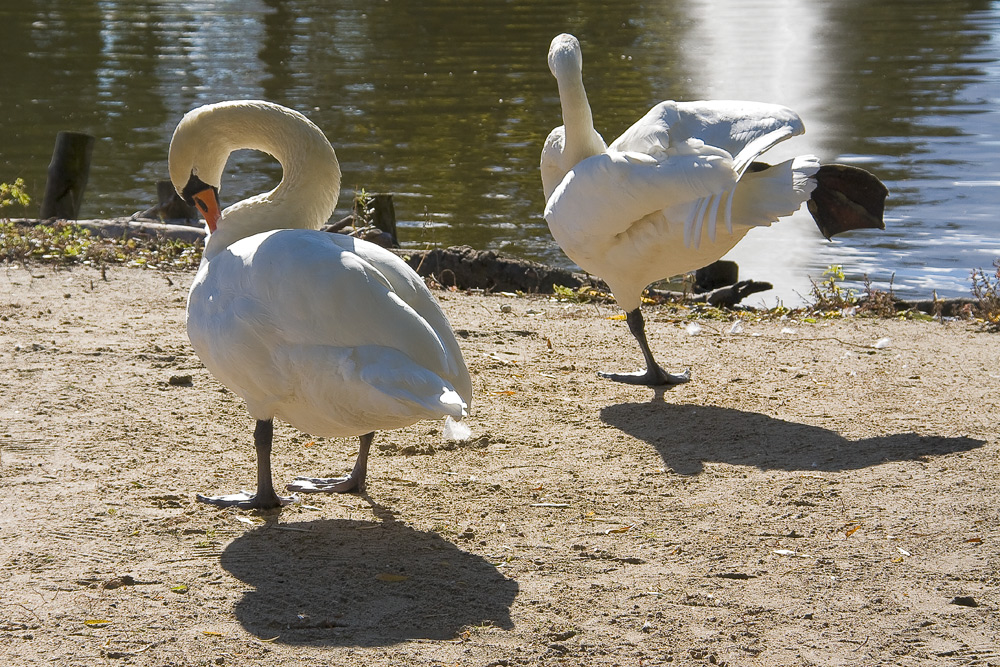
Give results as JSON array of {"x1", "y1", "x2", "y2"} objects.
[{"x1": 610, "y1": 100, "x2": 808, "y2": 248}]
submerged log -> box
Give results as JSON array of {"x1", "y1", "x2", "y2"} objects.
[{"x1": 40, "y1": 131, "x2": 95, "y2": 220}]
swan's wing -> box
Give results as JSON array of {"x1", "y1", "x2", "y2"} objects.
[
  {"x1": 610, "y1": 100, "x2": 807, "y2": 248},
  {"x1": 189, "y1": 234, "x2": 469, "y2": 432},
  {"x1": 317, "y1": 233, "x2": 473, "y2": 405},
  {"x1": 272, "y1": 344, "x2": 468, "y2": 435},
  {"x1": 543, "y1": 147, "x2": 737, "y2": 253},
  {"x1": 611, "y1": 99, "x2": 805, "y2": 158},
  {"x1": 683, "y1": 125, "x2": 806, "y2": 247},
  {"x1": 203, "y1": 230, "x2": 471, "y2": 407},
  {"x1": 715, "y1": 155, "x2": 820, "y2": 231}
]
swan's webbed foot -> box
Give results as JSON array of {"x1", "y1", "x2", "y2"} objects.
[
  {"x1": 196, "y1": 419, "x2": 294, "y2": 510},
  {"x1": 603, "y1": 308, "x2": 692, "y2": 386},
  {"x1": 285, "y1": 432, "x2": 374, "y2": 496},
  {"x1": 196, "y1": 490, "x2": 296, "y2": 510},
  {"x1": 598, "y1": 366, "x2": 691, "y2": 386},
  {"x1": 287, "y1": 474, "x2": 364, "y2": 495}
]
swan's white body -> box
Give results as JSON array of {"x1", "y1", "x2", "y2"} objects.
[
  {"x1": 541, "y1": 33, "x2": 820, "y2": 314},
  {"x1": 169, "y1": 100, "x2": 471, "y2": 507},
  {"x1": 186, "y1": 229, "x2": 470, "y2": 436}
]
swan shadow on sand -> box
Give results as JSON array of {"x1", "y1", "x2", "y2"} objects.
[
  {"x1": 220, "y1": 508, "x2": 517, "y2": 646},
  {"x1": 600, "y1": 400, "x2": 983, "y2": 475}
]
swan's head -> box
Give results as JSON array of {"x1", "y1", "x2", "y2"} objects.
[
  {"x1": 168, "y1": 103, "x2": 235, "y2": 232},
  {"x1": 548, "y1": 33, "x2": 583, "y2": 78}
]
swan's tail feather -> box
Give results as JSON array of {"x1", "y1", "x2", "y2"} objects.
[
  {"x1": 683, "y1": 155, "x2": 823, "y2": 247},
  {"x1": 726, "y1": 156, "x2": 819, "y2": 230},
  {"x1": 439, "y1": 388, "x2": 469, "y2": 418}
]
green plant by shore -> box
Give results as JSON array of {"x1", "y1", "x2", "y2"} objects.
[
  {"x1": 971, "y1": 260, "x2": 1000, "y2": 328},
  {"x1": 0, "y1": 220, "x2": 201, "y2": 270},
  {"x1": 1, "y1": 178, "x2": 31, "y2": 210}
]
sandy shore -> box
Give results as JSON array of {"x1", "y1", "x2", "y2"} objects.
[{"x1": 1, "y1": 263, "x2": 998, "y2": 666}]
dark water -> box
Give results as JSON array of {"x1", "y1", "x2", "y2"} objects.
[{"x1": 1, "y1": 0, "x2": 998, "y2": 302}]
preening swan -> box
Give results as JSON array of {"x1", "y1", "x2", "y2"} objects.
[
  {"x1": 541, "y1": 33, "x2": 887, "y2": 385},
  {"x1": 169, "y1": 100, "x2": 472, "y2": 509}
]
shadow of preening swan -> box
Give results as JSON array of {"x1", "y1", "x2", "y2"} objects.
[
  {"x1": 600, "y1": 401, "x2": 984, "y2": 476},
  {"x1": 221, "y1": 517, "x2": 517, "y2": 645}
]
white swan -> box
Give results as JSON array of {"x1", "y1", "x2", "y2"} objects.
[
  {"x1": 168, "y1": 100, "x2": 472, "y2": 509},
  {"x1": 542, "y1": 33, "x2": 887, "y2": 385}
]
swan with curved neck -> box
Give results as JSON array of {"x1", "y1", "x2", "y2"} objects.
[
  {"x1": 169, "y1": 100, "x2": 342, "y2": 261},
  {"x1": 169, "y1": 100, "x2": 472, "y2": 509},
  {"x1": 541, "y1": 33, "x2": 887, "y2": 386}
]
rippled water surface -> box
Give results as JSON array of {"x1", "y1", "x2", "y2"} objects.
[{"x1": 2, "y1": 0, "x2": 998, "y2": 302}]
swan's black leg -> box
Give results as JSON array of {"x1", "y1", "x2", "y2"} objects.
[
  {"x1": 598, "y1": 308, "x2": 691, "y2": 386},
  {"x1": 197, "y1": 419, "x2": 296, "y2": 510},
  {"x1": 287, "y1": 431, "x2": 374, "y2": 495}
]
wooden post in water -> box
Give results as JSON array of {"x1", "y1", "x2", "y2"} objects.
[
  {"x1": 353, "y1": 192, "x2": 398, "y2": 246},
  {"x1": 40, "y1": 131, "x2": 95, "y2": 219}
]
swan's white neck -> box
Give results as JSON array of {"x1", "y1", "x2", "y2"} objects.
[
  {"x1": 555, "y1": 70, "x2": 605, "y2": 165},
  {"x1": 549, "y1": 38, "x2": 606, "y2": 167},
  {"x1": 171, "y1": 101, "x2": 342, "y2": 263}
]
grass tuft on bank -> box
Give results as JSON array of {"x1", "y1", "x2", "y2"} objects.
[{"x1": 0, "y1": 220, "x2": 202, "y2": 270}]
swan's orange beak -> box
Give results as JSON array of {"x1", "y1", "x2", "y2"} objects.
[
  {"x1": 192, "y1": 188, "x2": 222, "y2": 233},
  {"x1": 180, "y1": 172, "x2": 222, "y2": 233}
]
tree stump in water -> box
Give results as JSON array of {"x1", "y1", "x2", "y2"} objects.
[{"x1": 40, "y1": 131, "x2": 95, "y2": 220}]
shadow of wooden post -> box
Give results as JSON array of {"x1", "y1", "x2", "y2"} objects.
[{"x1": 40, "y1": 131, "x2": 95, "y2": 220}]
